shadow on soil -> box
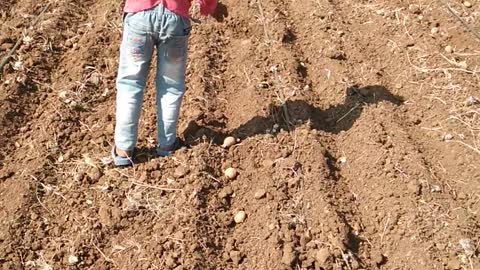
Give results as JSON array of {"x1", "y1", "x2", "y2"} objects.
[
  {"x1": 183, "y1": 85, "x2": 403, "y2": 144},
  {"x1": 134, "y1": 85, "x2": 403, "y2": 163}
]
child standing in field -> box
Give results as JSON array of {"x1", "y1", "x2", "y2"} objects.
[{"x1": 112, "y1": 0, "x2": 217, "y2": 166}]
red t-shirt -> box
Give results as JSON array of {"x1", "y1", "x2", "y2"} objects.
[{"x1": 124, "y1": 0, "x2": 217, "y2": 18}]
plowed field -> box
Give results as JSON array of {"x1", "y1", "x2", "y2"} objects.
[{"x1": 0, "y1": 0, "x2": 479, "y2": 269}]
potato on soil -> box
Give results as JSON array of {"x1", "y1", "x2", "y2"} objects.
[
  {"x1": 234, "y1": 211, "x2": 246, "y2": 223},
  {"x1": 222, "y1": 136, "x2": 237, "y2": 148},
  {"x1": 224, "y1": 167, "x2": 238, "y2": 179}
]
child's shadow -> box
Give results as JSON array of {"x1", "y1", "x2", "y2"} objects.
[
  {"x1": 134, "y1": 85, "x2": 403, "y2": 163},
  {"x1": 182, "y1": 85, "x2": 404, "y2": 145}
]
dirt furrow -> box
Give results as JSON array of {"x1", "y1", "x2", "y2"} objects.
[
  {"x1": 178, "y1": 0, "x2": 375, "y2": 268},
  {"x1": 309, "y1": 0, "x2": 480, "y2": 268},
  {"x1": 0, "y1": 0, "x2": 92, "y2": 220},
  {"x1": 269, "y1": 0, "x2": 480, "y2": 268},
  {"x1": 0, "y1": 0, "x2": 120, "y2": 268},
  {"x1": 1, "y1": 0, "x2": 479, "y2": 269}
]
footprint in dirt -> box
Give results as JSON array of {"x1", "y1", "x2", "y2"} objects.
[{"x1": 184, "y1": 85, "x2": 404, "y2": 145}]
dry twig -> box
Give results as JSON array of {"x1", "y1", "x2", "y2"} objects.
[
  {"x1": 93, "y1": 242, "x2": 117, "y2": 266},
  {"x1": 256, "y1": 0, "x2": 271, "y2": 43},
  {"x1": 131, "y1": 181, "x2": 183, "y2": 192}
]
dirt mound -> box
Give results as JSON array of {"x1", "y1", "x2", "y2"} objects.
[{"x1": 0, "y1": 0, "x2": 479, "y2": 269}]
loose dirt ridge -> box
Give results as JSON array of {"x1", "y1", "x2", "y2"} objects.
[{"x1": 0, "y1": 0, "x2": 479, "y2": 269}]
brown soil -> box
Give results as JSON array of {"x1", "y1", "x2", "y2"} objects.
[{"x1": 0, "y1": 0, "x2": 479, "y2": 269}]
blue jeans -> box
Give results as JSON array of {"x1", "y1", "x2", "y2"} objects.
[{"x1": 114, "y1": 4, "x2": 190, "y2": 152}]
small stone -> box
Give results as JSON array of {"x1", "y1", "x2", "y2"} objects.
[
  {"x1": 88, "y1": 167, "x2": 102, "y2": 182},
  {"x1": 138, "y1": 172, "x2": 148, "y2": 183},
  {"x1": 447, "y1": 257, "x2": 462, "y2": 269},
  {"x1": 98, "y1": 205, "x2": 112, "y2": 226},
  {"x1": 101, "y1": 184, "x2": 112, "y2": 193},
  {"x1": 84, "y1": 156, "x2": 97, "y2": 168},
  {"x1": 459, "y1": 239, "x2": 475, "y2": 257},
  {"x1": 436, "y1": 243, "x2": 446, "y2": 250},
  {"x1": 315, "y1": 248, "x2": 331, "y2": 267},
  {"x1": 445, "y1": 45, "x2": 453, "y2": 53},
  {"x1": 464, "y1": 1, "x2": 472, "y2": 8},
  {"x1": 174, "y1": 166, "x2": 189, "y2": 178},
  {"x1": 0, "y1": 42, "x2": 13, "y2": 51},
  {"x1": 0, "y1": 170, "x2": 14, "y2": 181},
  {"x1": 458, "y1": 60, "x2": 468, "y2": 69},
  {"x1": 262, "y1": 159, "x2": 275, "y2": 168},
  {"x1": 328, "y1": 50, "x2": 347, "y2": 60},
  {"x1": 165, "y1": 256, "x2": 178, "y2": 268},
  {"x1": 74, "y1": 170, "x2": 85, "y2": 182},
  {"x1": 190, "y1": 109, "x2": 204, "y2": 120},
  {"x1": 431, "y1": 185, "x2": 442, "y2": 193},
  {"x1": 443, "y1": 133, "x2": 454, "y2": 141},
  {"x1": 300, "y1": 232, "x2": 312, "y2": 248},
  {"x1": 372, "y1": 251, "x2": 384, "y2": 265},
  {"x1": 407, "y1": 181, "x2": 421, "y2": 195},
  {"x1": 30, "y1": 241, "x2": 41, "y2": 251},
  {"x1": 234, "y1": 211, "x2": 246, "y2": 224},
  {"x1": 213, "y1": 110, "x2": 224, "y2": 120},
  {"x1": 219, "y1": 186, "x2": 234, "y2": 199},
  {"x1": 224, "y1": 186, "x2": 234, "y2": 195},
  {"x1": 241, "y1": 39, "x2": 251, "y2": 45},
  {"x1": 457, "y1": 192, "x2": 467, "y2": 200},
  {"x1": 218, "y1": 190, "x2": 229, "y2": 199},
  {"x1": 282, "y1": 244, "x2": 296, "y2": 266},
  {"x1": 254, "y1": 189, "x2": 266, "y2": 199},
  {"x1": 431, "y1": 27, "x2": 439, "y2": 35},
  {"x1": 173, "y1": 231, "x2": 184, "y2": 240},
  {"x1": 65, "y1": 39, "x2": 73, "y2": 48},
  {"x1": 68, "y1": 255, "x2": 79, "y2": 265},
  {"x1": 350, "y1": 259, "x2": 360, "y2": 270},
  {"x1": 465, "y1": 96, "x2": 479, "y2": 106},
  {"x1": 338, "y1": 156, "x2": 347, "y2": 164},
  {"x1": 89, "y1": 73, "x2": 101, "y2": 86},
  {"x1": 229, "y1": 250, "x2": 243, "y2": 265}
]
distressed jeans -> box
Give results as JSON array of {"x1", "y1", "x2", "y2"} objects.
[{"x1": 114, "y1": 4, "x2": 190, "y2": 152}]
